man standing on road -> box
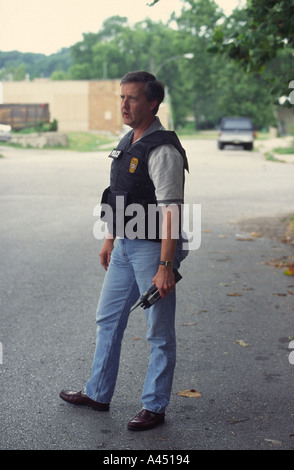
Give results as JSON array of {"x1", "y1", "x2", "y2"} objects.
[{"x1": 60, "y1": 71, "x2": 189, "y2": 431}]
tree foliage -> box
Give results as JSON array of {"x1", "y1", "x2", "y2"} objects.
[
  {"x1": 0, "y1": 49, "x2": 72, "y2": 80},
  {"x1": 212, "y1": 0, "x2": 294, "y2": 70},
  {"x1": 209, "y1": 0, "x2": 294, "y2": 97},
  {"x1": 69, "y1": 16, "x2": 193, "y2": 126},
  {"x1": 1, "y1": 0, "x2": 292, "y2": 130}
]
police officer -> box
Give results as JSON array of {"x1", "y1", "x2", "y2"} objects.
[{"x1": 60, "y1": 71, "x2": 188, "y2": 431}]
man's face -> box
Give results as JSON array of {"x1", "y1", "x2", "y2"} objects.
[{"x1": 120, "y1": 82, "x2": 157, "y2": 130}]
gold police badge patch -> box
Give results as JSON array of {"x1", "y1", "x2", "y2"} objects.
[{"x1": 129, "y1": 157, "x2": 138, "y2": 173}]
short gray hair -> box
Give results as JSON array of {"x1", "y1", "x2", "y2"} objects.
[{"x1": 120, "y1": 71, "x2": 165, "y2": 115}]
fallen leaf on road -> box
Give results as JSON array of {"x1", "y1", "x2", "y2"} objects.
[
  {"x1": 250, "y1": 232, "x2": 261, "y2": 238},
  {"x1": 284, "y1": 268, "x2": 294, "y2": 276},
  {"x1": 265, "y1": 256, "x2": 294, "y2": 268},
  {"x1": 227, "y1": 292, "x2": 242, "y2": 296},
  {"x1": 264, "y1": 439, "x2": 282, "y2": 446},
  {"x1": 181, "y1": 322, "x2": 197, "y2": 326},
  {"x1": 132, "y1": 337, "x2": 140, "y2": 341},
  {"x1": 236, "y1": 340, "x2": 250, "y2": 347},
  {"x1": 235, "y1": 234, "x2": 255, "y2": 241},
  {"x1": 178, "y1": 389, "x2": 202, "y2": 398}
]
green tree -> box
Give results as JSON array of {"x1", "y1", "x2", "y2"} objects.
[
  {"x1": 214, "y1": 62, "x2": 276, "y2": 128},
  {"x1": 210, "y1": 0, "x2": 294, "y2": 97},
  {"x1": 13, "y1": 63, "x2": 26, "y2": 80},
  {"x1": 171, "y1": 0, "x2": 278, "y2": 128},
  {"x1": 174, "y1": 0, "x2": 228, "y2": 128},
  {"x1": 68, "y1": 16, "x2": 193, "y2": 127},
  {"x1": 0, "y1": 49, "x2": 72, "y2": 80},
  {"x1": 50, "y1": 70, "x2": 70, "y2": 80}
]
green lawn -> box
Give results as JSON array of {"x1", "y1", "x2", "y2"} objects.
[
  {"x1": 273, "y1": 145, "x2": 294, "y2": 154},
  {"x1": 2, "y1": 129, "x2": 293, "y2": 153},
  {"x1": 66, "y1": 132, "x2": 116, "y2": 151}
]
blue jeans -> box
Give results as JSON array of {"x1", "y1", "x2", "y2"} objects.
[{"x1": 85, "y1": 238, "x2": 180, "y2": 413}]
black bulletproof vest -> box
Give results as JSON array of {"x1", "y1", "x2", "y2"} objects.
[{"x1": 100, "y1": 129, "x2": 188, "y2": 240}]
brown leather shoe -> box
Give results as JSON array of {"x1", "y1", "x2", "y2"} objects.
[
  {"x1": 59, "y1": 389, "x2": 109, "y2": 411},
  {"x1": 127, "y1": 409, "x2": 165, "y2": 431}
]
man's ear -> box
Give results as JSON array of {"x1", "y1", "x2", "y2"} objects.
[{"x1": 149, "y1": 100, "x2": 158, "y2": 113}]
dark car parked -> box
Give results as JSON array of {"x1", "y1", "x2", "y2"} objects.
[{"x1": 217, "y1": 117, "x2": 255, "y2": 150}]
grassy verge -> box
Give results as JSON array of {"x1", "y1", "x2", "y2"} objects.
[
  {"x1": 1, "y1": 128, "x2": 293, "y2": 152},
  {"x1": 177, "y1": 127, "x2": 271, "y2": 141},
  {"x1": 273, "y1": 145, "x2": 294, "y2": 155},
  {"x1": 66, "y1": 132, "x2": 116, "y2": 152},
  {"x1": 264, "y1": 152, "x2": 286, "y2": 163},
  {"x1": 0, "y1": 131, "x2": 117, "y2": 152},
  {"x1": 177, "y1": 129, "x2": 218, "y2": 139},
  {"x1": 264, "y1": 138, "x2": 294, "y2": 162}
]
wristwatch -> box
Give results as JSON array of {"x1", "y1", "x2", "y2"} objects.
[{"x1": 159, "y1": 260, "x2": 173, "y2": 268}]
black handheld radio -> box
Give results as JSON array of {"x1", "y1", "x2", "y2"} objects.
[{"x1": 130, "y1": 269, "x2": 182, "y2": 312}]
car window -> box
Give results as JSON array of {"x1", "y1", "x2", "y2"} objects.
[{"x1": 222, "y1": 119, "x2": 252, "y2": 130}]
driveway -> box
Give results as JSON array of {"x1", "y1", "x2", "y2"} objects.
[{"x1": 0, "y1": 140, "x2": 293, "y2": 452}]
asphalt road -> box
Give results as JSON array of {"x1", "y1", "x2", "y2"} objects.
[{"x1": 0, "y1": 139, "x2": 294, "y2": 454}]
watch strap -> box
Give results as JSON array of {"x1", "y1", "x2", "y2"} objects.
[{"x1": 159, "y1": 260, "x2": 173, "y2": 268}]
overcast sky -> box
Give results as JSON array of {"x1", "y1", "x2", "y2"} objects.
[{"x1": 0, "y1": 0, "x2": 245, "y2": 56}]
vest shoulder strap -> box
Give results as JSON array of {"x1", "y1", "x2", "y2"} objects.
[{"x1": 136, "y1": 130, "x2": 189, "y2": 172}]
